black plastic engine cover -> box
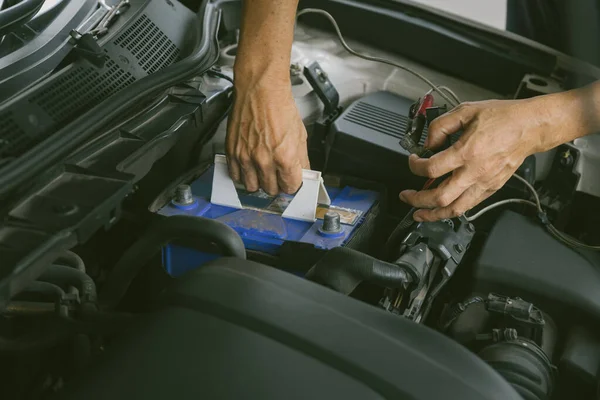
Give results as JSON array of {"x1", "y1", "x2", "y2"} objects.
[
  {"x1": 58, "y1": 258, "x2": 520, "y2": 400},
  {"x1": 328, "y1": 91, "x2": 423, "y2": 188},
  {"x1": 323, "y1": 91, "x2": 535, "y2": 216},
  {"x1": 473, "y1": 211, "x2": 600, "y2": 321}
]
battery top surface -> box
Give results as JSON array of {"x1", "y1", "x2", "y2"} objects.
[{"x1": 158, "y1": 166, "x2": 379, "y2": 254}]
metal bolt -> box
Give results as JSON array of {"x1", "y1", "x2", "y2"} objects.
[
  {"x1": 174, "y1": 184, "x2": 194, "y2": 205},
  {"x1": 454, "y1": 243, "x2": 464, "y2": 254},
  {"x1": 560, "y1": 149, "x2": 573, "y2": 167},
  {"x1": 290, "y1": 63, "x2": 302, "y2": 77},
  {"x1": 467, "y1": 223, "x2": 475, "y2": 233},
  {"x1": 315, "y1": 67, "x2": 328, "y2": 82},
  {"x1": 322, "y1": 211, "x2": 342, "y2": 233},
  {"x1": 69, "y1": 30, "x2": 83, "y2": 40}
]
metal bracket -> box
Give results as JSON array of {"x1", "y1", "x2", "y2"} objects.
[
  {"x1": 211, "y1": 154, "x2": 243, "y2": 209},
  {"x1": 210, "y1": 154, "x2": 331, "y2": 222},
  {"x1": 303, "y1": 61, "x2": 340, "y2": 116}
]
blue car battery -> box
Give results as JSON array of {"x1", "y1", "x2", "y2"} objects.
[{"x1": 157, "y1": 165, "x2": 380, "y2": 277}]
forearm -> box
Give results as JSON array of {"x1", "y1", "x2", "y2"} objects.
[
  {"x1": 532, "y1": 80, "x2": 600, "y2": 152},
  {"x1": 234, "y1": 0, "x2": 299, "y2": 88}
]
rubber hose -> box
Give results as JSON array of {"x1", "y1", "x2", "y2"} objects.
[
  {"x1": 100, "y1": 215, "x2": 245, "y2": 309},
  {"x1": 56, "y1": 250, "x2": 86, "y2": 295},
  {"x1": 20, "y1": 281, "x2": 65, "y2": 301},
  {"x1": 384, "y1": 207, "x2": 417, "y2": 260},
  {"x1": 3, "y1": 301, "x2": 56, "y2": 316},
  {"x1": 39, "y1": 265, "x2": 97, "y2": 304},
  {"x1": 306, "y1": 247, "x2": 411, "y2": 295},
  {"x1": 56, "y1": 250, "x2": 86, "y2": 272},
  {"x1": 479, "y1": 339, "x2": 553, "y2": 400}
]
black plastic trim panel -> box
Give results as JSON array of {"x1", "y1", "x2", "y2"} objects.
[
  {"x1": 59, "y1": 258, "x2": 523, "y2": 400},
  {"x1": 0, "y1": 82, "x2": 230, "y2": 310},
  {"x1": 0, "y1": 1, "x2": 221, "y2": 200}
]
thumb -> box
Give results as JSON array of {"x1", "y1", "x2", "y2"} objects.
[{"x1": 425, "y1": 104, "x2": 477, "y2": 149}]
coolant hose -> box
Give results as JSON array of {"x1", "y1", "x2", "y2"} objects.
[
  {"x1": 39, "y1": 265, "x2": 97, "y2": 304},
  {"x1": 100, "y1": 215, "x2": 246, "y2": 309},
  {"x1": 306, "y1": 247, "x2": 411, "y2": 295}
]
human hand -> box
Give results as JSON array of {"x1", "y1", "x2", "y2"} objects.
[
  {"x1": 399, "y1": 99, "x2": 548, "y2": 221},
  {"x1": 226, "y1": 83, "x2": 310, "y2": 196}
]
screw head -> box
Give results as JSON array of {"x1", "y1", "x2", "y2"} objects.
[
  {"x1": 467, "y1": 223, "x2": 475, "y2": 233},
  {"x1": 560, "y1": 151, "x2": 574, "y2": 167},
  {"x1": 454, "y1": 243, "x2": 464, "y2": 254},
  {"x1": 315, "y1": 68, "x2": 328, "y2": 82}
]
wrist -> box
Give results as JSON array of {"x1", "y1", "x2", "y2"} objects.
[
  {"x1": 521, "y1": 90, "x2": 582, "y2": 154},
  {"x1": 531, "y1": 82, "x2": 600, "y2": 153},
  {"x1": 233, "y1": 55, "x2": 291, "y2": 92}
]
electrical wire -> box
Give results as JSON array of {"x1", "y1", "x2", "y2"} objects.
[
  {"x1": 471, "y1": 173, "x2": 600, "y2": 251},
  {"x1": 295, "y1": 10, "x2": 599, "y2": 250},
  {"x1": 437, "y1": 86, "x2": 461, "y2": 104},
  {"x1": 467, "y1": 174, "x2": 541, "y2": 221},
  {"x1": 296, "y1": 8, "x2": 460, "y2": 107},
  {"x1": 467, "y1": 198, "x2": 537, "y2": 222},
  {"x1": 425, "y1": 86, "x2": 462, "y2": 105},
  {"x1": 512, "y1": 173, "x2": 600, "y2": 250},
  {"x1": 512, "y1": 173, "x2": 541, "y2": 209}
]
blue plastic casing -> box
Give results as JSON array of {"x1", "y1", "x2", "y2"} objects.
[{"x1": 157, "y1": 166, "x2": 379, "y2": 277}]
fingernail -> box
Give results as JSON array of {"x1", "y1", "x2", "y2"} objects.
[
  {"x1": 399, "y1": 190, "x2": 415, "y2": 202},
  {"x1": 409, "y1": 154, "x2": 418, "y2": 161},
  {"x1": 412, "y1": 212, "x2": 423, "y2": 222}
]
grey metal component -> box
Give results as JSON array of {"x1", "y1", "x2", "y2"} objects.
[
  {"x1": 572, "y1": 134, "x2": 600, "y2": 198},
  {"x1": 174, "y1": 184, "x2": 194, "y2": 205},
  {"x1": 514, "y1": 73, "x2": 563, "y2": 99},
  {"x1": 322, "y1": 211, "x2": 342, "y2": 232}
]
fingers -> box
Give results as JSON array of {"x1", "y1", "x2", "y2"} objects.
[
  {"x1": 424, "y1": 103, "x2": 477, "y2": 149},
  {"x1": 277, "y1": 163, "x2": 303, "y2": 194},
  {"x1": 246, "y1": 149, "x2": 276, "y2": 195},
  {"x1": 399, "y1": 169, "x2": 472, "y2": 209},
  {"x1": 276, "y1": 145, "x2": 309, "y2": 195},
  {"x1": 275, "y1": 124, "x2": 309, "y2": 194},
  {"x1": 409, "y1": 148, "x2": 464, "y2": 178},
  {"x1": 225, "y1": 123, "x2": 241, "y2": 183},
  {"x1": 238, "y1": 155, "x2": 260, "y2": 192},
  {"x1": 228, "y1": 157, "x2": 241, "y2": 184},
  {"x1": 225, "y1": 88, "x2": 308, "y2": 195},
  {"x1": 300, "y1": 147, "x2": 311, "y2": 170},
  {"x1": 412, "y1": 183, "x2": 487, "y2": 222},
  {"x1": 256, "y1": 166, "x2": 279, "y2": 196}
]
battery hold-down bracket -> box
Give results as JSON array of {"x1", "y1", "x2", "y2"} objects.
[{"x1": 210, "y1": 154, "x2": 331, "y2": 222}]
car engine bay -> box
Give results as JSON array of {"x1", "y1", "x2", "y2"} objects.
[{"x1": 2, "y1": 1, "x2": 600, "y2": 399}]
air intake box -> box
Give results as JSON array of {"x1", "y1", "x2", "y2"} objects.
[
  {"x1": 326, "y1": 91, "x2": 425, "y2": 188},
  {"x1": 156, "y1": 166, "x2": 380, "y2": 277}
]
